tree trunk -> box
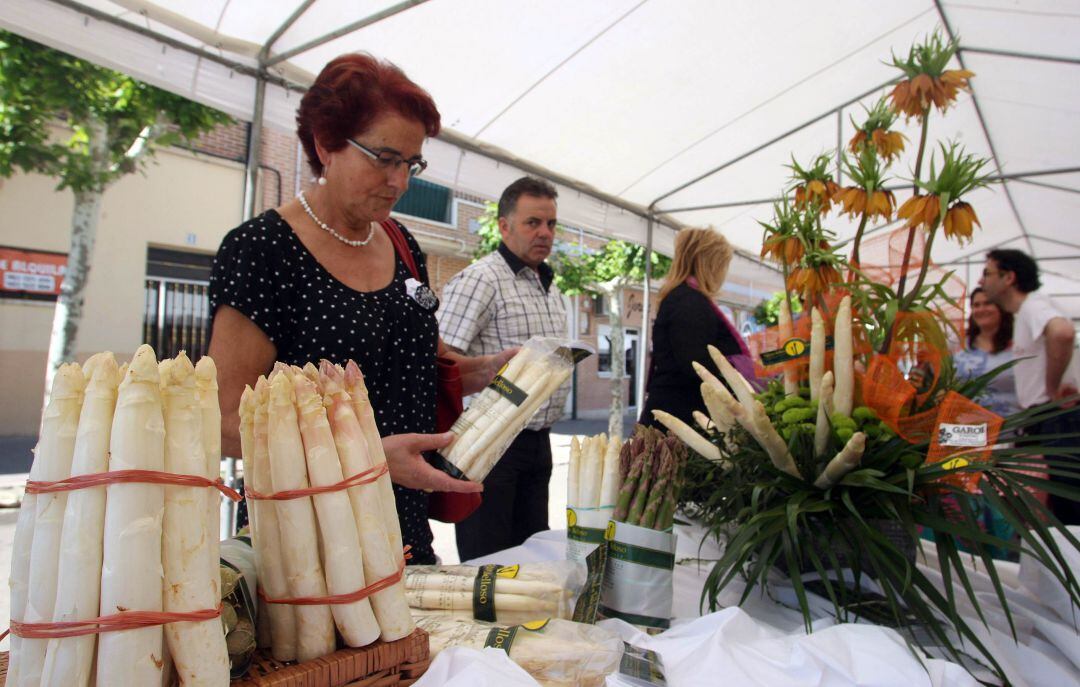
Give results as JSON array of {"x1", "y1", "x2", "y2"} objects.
[
  {"x1": 607, "y1": 284, "x2": 626, "y2": 441},
  {"x1": 43, "y1": 118, "x2": 107, "y2": 404}
]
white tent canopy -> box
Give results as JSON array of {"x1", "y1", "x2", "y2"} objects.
[{"x1": 3, "y1": 0, "x2": 1079, "y2": 314}]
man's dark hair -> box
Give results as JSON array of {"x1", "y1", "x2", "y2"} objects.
[
  {"x1": 987, "y1": 249, "x2": 1041, "y2": 293},
  {"x1": 497, "y1": 176, "x2": 558, "y2": 219}
]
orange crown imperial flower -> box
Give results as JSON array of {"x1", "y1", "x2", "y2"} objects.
[
  {"x1": 896, "y1": 193, "x2": 941, "y2": 230},
  {"x1": 890, "y1": 33, "x2": 974, "y2": 119},
  {"x1": 942, "y1": 201, "x2": 980, "y2": 244},
  {"x1": 837, "y1": 187, "x2": 896, "y2": 221}
]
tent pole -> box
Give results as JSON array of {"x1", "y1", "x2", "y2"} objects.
[
  {"x1": 243, "y1": 77, "x2": 267, "y2": 220},
  {"x1": 636, "y1": 212, "x2": 655, "y2": 421},
  {"x1": 836, "y1": 109, "x2": 844, "y2": 185},
  {"x1": 959, "y1": 46, "x2": 1080, "y2": 67}
]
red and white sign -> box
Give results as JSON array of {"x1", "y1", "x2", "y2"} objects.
[{"x1": 0, "y1": 247, "x2": 68, "y2": 299}]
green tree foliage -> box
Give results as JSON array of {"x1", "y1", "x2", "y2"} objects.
[
  {"x1": 0, "y1": 30, "x2": 232, "y2": 192},
  {"x1": 0, "y1": 30, "x2": 233, "y2": 396},
  {"x1": 753, "y1": 292, "x2": 803, "y2": 327}
]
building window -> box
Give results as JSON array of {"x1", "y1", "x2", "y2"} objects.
[
  {"x1": 143, "y1": 247, "x2": 213, "y2": 361},
  {"x1": 394, "y1": 178, "x2": 452, "y2": 224},
  {"x1": 594, "y1": 294, "x2": 608, "y2": 316}
]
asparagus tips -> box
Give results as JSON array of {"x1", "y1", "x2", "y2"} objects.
[
  {"x1": 612, "y1": 441, "x2": 645, "y2": 522},
  {"x1": 639, "y1": 442, "x2": 671, "y2": 529},
  {"x1": 832, "y1": 295, "x2": 855, "y2": 417},
  {"x1": 692, "y1": 410, "x2": 713, "y2": 433},
  {"x1": 567, "y1": 437, "x2": 582, "y2": 507},
  {"x1": 625, "y1": 438, "x2": 657, "y2": 526},
  {"x1": 814, "y1": 432, "x2": 866, "y2": 489},
  {"x1": 651, "y1": 409, "x2": 726, "y2": 466}
]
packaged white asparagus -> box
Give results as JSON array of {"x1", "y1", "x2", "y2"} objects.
[
  {"x1": 598, "y1": 520, "x2": 676, "y2": 630},
  {"x1": 567, "y1": 433, "x2": 622, "y2": 562},
  {"x1": 438, "y1": 337, "x2": 590, "y2": 482},
  {"x1": 404, "y1": 557, "x2": 603, "y2": 626},
  {"x1": 414, "y1": 616, "x2": 623, "y2": 687}
]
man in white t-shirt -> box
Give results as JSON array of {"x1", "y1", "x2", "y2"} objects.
[{"x1": 980, "y1": 248, "x2": 1079, "y2": 524}]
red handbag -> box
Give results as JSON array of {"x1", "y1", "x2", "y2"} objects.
[{"x1": 382, "y1": 220, "x2": 482, "y2": 523}]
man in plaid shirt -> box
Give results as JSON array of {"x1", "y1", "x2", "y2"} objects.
[{"x1": 438, "y1": 176, "x2": 570, "y2": 560}]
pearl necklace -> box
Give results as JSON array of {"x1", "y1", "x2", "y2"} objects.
[{"x1": 298, "y1": 191, "x2": 375, "y2": 247}]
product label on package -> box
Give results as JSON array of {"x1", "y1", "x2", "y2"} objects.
[
  {"x1": 572, "y1": 544, "x2": 607, "y2": 624},
  {"x1": 488, "y1": 374, "x2": 528, "y2": 406},
  {"x1": 937, "y1": 422, "x2": 988, "y2": 448},
  {"x1": 484, "y1": 624, "x2": 519, "y2": 652},
  {"x1": 761, "y1": 336, "x2": 834, "y2": 365},
  {"x1": 473, "y1": 564, "x2": 499, "y2": 622},
  {"x1": 567, "y1": 506, "x2": 611, "y2": 562},
  {"x1": 619, "y1": 642, "x2": 668, "y2": 686},
  {"x1": 598, "y1": 520, "x2": 675, "y2": 629}
]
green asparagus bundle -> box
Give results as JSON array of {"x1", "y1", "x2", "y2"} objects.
[{"x1": 611, "y1": 426, "x2": 686, "y2": 531}]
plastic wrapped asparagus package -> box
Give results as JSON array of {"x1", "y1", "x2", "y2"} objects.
[
  {"x1": 598, "y1": 425, "x2": 687, "y2": 631},
  {"x1": 415, "y1": 616, "x2": 624, "y2": 687},
  {"x1": 438, "y1": 337, "x2": 590, "y2": 482},
  {"x1": 404, "y1": 559, "x2": 593, "y2": 627}
]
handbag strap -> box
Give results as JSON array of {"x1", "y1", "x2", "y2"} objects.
[{"x1": 381, "y1": 219, "x2": 421, "y2": 281}]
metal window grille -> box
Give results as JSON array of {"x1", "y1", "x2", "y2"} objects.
[{"x1": 143, "y1": 277, "x2": 211, "y2": 361}]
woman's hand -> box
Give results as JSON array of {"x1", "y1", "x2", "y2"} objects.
[
  {"x1": 381, "y1": 432, "x2": 484, "y2": 493},
  {"x1": 456, "y1": 347, "x2": 520, "y2": 396}
]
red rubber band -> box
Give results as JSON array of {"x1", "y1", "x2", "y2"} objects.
[
  {"x1": 259, "y1": 559, "x2": 405, "y2": 606},
  {"x1": 26, "y1": 469, "x2": 242, "y2": 501},
  {"x1": 245, "y1": 463, "x2": 388, "y2": 501},
  {"x1": 2, "y1": 603, "x2": 223, "y2": 640}
]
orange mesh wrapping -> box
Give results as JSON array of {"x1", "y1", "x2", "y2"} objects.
[{"x1": 926, "y1": 391, "x2": 1003, "y2": 492}]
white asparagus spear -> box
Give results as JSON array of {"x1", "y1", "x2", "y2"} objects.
[
  {"x1": 443, "y1": 348, "x2": 537, "y2": 464},
  {"x1": 246, "y1": 379, "x2": 297, "y2": 661},
  {"x1": 567, "y1": 436, "x2": 582, "y2": 506},
  {"x1": 320, "y1": 364, "x2": 414, "y2": 642},
  {"x1": 708, "y1": 345, "x2": 757, "y2": 408},
  {"x1": 267, "y1": 372, "x2": 335, "y2": 662},
  {"x1": 343, "y1": 360, "x2": 403, "y2": 559},
  {"x1": 581, "y1": 433, "x2": 605, "y2": 508},
  {"x1": 809, "y1": 307, "x2": 825, "y2": 402},
  {"x1": 405, "y1": 588, "x2": 559, "y2": 613},
  {"x1": 97, "y1": 345, "x2": 166, "y2": 686},
  {"x1": 13, "y1": 363, "x2": 85, "y2": 687},
  {"x1": 404, "y1": 572, "x2": 564, "y2": 597},
  {"x1": 464, "y1": 365, "x2": 572, "y2": 480},
  {"x1": 692, "y1": 410, "x2": 714, "y2": 433},
  {"x1": 814, "y1": 372, "x2": 836, "y2": 458},
  {"x1": 41, "y1": 354, "x2": 120, "y2": 687},
  {"x1": 814, "y1": 432, "x2": 866, "y2": 489},
  {"x1": 779, "y1": 297, "x2": 798, "y2": 396},
  {"x1": 159, "y1": 353, "x2": 230, "y2": 685},
  {"x1": 652, "y1": 410, "x2": 728, "y2": 468},
  {"x1": 450, "y1": 362, "x2": 549, "y2": 473},
  {"x1": 748, "y1": 400, "x2": 802, "y2": 479},
  {"x1": 291, "y1": 373, "x2": 380, "y2": 647},
  {"x1": 694, "y1": 364, "x2": 735, "y2": 432},
  {"x1": 194, "y1": 357, "x2": 222, "y2": 600},
  {"x1": 598, "y1": 436, "x2": 623, "y2": 508},
  {"x1": 832, "y1": 295, "x2": 855, "y2": 417}
]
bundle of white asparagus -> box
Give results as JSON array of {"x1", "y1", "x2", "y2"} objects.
[
  {"x1": 674, "y1": 294, "x2": 867, "y2": 489},
  {"x1": 415, "y1": 616, "x2": 624, "y2": 687},
  {"x1": 239, "y1": 360, "x2": 413, "y2": 663},
  {"x1": 440, "y1": 337, "x2": 577, "y2": 482},
  {"x1": 404, "y1": 561, "x2": 584, "y2": 626},
  {"x1": 9, "y1": 345, "x2": 229, "y2": 687},
  {"x1": 567, "y1": 433, "x2": 622, "y2": 512}
]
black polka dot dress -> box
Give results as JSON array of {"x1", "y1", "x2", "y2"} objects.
[{"x1": 210, "y1": 209, "x2": 439, "y2": 564}]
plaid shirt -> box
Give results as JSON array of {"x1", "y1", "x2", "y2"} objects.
[{"x1": 438, "y1": 243, "x2": 569, "y2": 429}]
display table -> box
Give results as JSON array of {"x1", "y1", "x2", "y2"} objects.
[{"x1": 414, "y1": 524, "x2": 1080, "y2": 687}]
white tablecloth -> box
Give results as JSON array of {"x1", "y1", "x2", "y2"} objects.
[{"x1": 414, "y1": 525, "x2": 1080, "y2": 686}]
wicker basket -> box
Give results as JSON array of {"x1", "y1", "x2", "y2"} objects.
[{"x1": 0, "y1": 628, "x2": 430, "y2": 687}]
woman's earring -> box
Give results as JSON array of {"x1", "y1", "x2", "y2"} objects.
[{"x1": 317, "y1": 176, "x2": 327, "y2": 186}]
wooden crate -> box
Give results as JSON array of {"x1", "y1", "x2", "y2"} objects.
[{"x1": 0, "y1": 628, "x2": 430, "y2": 687}]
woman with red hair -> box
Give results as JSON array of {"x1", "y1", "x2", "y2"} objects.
[{"x1": 208, "y1": 54, "x2": 511, "y2": 563}]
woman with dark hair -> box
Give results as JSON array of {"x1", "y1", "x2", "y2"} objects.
[
  {"x1": 924, "y1": 287, "x2": 1021, "y2": 559},
  {"x1": 953, "y1": 287, "x2": 1018, "y2": 417},
  {"x1": 207, "y1": 53, "x2": 511, "y2": 564}
]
